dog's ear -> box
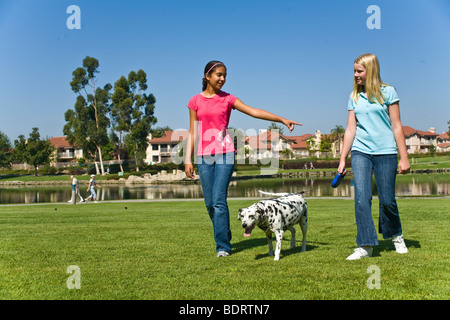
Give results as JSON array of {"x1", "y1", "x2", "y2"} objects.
[{"x1": 238, "y1": 208, "x2": 243, "y2": 219}]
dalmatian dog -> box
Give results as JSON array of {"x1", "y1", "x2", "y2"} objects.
[{"x1": 238, "y1": 191, "x2": 307, "y2": 261}]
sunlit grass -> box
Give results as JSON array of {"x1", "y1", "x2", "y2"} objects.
[{"x1": 0, "y1": 199, "x2": 448, "y2": 299}]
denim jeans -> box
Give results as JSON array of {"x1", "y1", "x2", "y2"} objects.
[
  {"x1": 351, "y1": 150, "x2": 403, "y2": 247},
  {"x1": 197, "y1": 152, "x2": 235, "y2": 253}
]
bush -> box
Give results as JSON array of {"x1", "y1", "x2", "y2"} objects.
[
  {"x1": 40, "y1": 165, "x2": 57, "y2": 175},
  {"x1": 107, "y1": 164, "x2": 121, "y2": 174}
]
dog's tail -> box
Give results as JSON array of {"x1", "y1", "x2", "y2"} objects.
[{"x1": 258, "y1": 190, "x2": 305, "y2": 197}]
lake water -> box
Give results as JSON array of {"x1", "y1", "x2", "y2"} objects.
[{"x1": 1, "y1": 174, "x2": 448, "y2": 204}]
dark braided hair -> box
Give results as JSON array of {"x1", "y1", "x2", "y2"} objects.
[{"x1": 202, "y1": 60, "x2": 226, "y2": 91}]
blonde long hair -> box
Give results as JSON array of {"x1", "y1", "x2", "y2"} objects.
[{"x1": 351, "y1": 53, "x2": 389, "y2": 105}]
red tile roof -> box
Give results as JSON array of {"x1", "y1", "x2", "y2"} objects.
[
  {"x1": 245, "y1": 130, "x2": 291, "y2": 150},
  {"x1": 402, "y1": 126, "x2": 438, "y2": 137},
  {"x1": 245, "y1": 136, "x2": 272, "y2": 150},
  {"x1": 439, "y1": 132, "x2": 449, "y2": 140},
  {"x1": 245, "y1": 132, "x2": 313, "y2": 150},
  {"x1": 438, "y1": 142, "x2": 450, "y2": 148},
  {"x1": 148, "y1": 131, "x2": 189, "y2": 144},
  {"x1": 49, "y1": 137, "x2": 76, "y2": 148},
  {"x1": 289, "y1": 134, "x2": 314, "y2": 149}
]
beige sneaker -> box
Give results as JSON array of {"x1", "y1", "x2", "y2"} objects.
[
  {"x1": 392, "y1": 234, "x2": 408, "y2": 254},
  {"x1": 346, "y1": 246, "x2": 373, "y2": 260}
]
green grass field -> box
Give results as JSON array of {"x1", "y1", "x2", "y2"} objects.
[{"x1": 0, "y1": 198, "x2": 448, "y2": 300}]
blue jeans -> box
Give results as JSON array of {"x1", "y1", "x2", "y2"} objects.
[
  {"x1": 351, "y1": 150, "x2": 403, "y2": 247},
  {"x1": 197, "y1": 152, "x2": 235, "y2": 253}
]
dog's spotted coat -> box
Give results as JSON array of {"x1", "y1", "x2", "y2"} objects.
[{"x1": 238, "y1": 192, "x2": 307, "y2": 260}]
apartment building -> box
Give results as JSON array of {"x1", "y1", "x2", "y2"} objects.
[
  {"x1": 403, "y1": 126, "x2": 450, "y2": 154},
  {"x1": 144, "y1": 125, "x2": 450, "y2": 165},
  {"x1": 145, "y1": 131, "x2": 189, "y2": 164},
  {"x1": 49, "y1": 137, "x2": 83, "y2": 164},
  {"x1": 145, "y1": 129, "x2": 314, "y2": 164}
]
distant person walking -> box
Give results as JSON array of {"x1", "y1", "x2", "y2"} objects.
[
  {"x1": 338, "y1": 53, "x2": 409, "y2": 260},
  {"x1": 69, "y1": 175, "x2": 84, "y2": 204},
  {"x1": 85, "y1": 174, "x2": 101, "y2": 203}
]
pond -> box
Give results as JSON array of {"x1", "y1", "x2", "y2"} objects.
[{"x1": 0, "y1": 174, "x2": 448, "y2": 204}]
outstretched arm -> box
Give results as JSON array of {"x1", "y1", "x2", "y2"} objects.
[{"x1": 233, "y1": 98, "x2": 301, "y2": 133}]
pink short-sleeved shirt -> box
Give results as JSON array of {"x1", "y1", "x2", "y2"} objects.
[{"x1": 187, "y1": 91, "x2": 237, "y2": 156}]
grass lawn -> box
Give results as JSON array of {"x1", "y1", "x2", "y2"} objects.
[
  {"x1": 0, "y1": 198, "x2": 448, "y2": 300},
  {"x1": 410, "y1": 155, "x2": 450, "y2": 170}
]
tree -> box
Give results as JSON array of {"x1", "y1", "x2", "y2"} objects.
[
  {"x1": 229, "y1": 127, "x2": 246, "y2": 163},
  {"x1": 64, "y1": 56, "x2": 111, "y2": 175},
  {"x1": 331, "y1": 125, "x2": 345, "y2": 138},
  {"x1": 268, "y1": 122, "x2": 284, "y2": 135},
  {"x1": 319, "y1": 134, "x2": 333, "y2": 152},
  {"x1": 0, "y1": 131, "x2": 12, "y2": 169},
  {"x1": 330, "y1": 125, "x2": 345, "y2": 155},
  {"x1": 151, "y1": 126, "x2": 172, "y2": 138},
  {"x1": 13, "y1": 128, "x2": 55, "y2": 176},
  {"x1": 429, "y1": 144, "x2": 436, "y2": 157},
  {"x1": 111, "y1": 70, "x2": 157, "y2": 171}
]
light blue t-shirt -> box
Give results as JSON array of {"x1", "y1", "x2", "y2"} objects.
[{"x1": 347, "y1": 86, "x2": 399, "y2": 155}]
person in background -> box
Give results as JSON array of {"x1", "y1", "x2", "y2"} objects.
[
  {"x1": 85, "y1": 174, "x2": 101, "y2": 203},
  {"x1": 69, "y1": 175, "x2": 84, "y2": 203}
]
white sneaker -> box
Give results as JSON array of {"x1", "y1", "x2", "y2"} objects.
[
  {"x1": 346, "y1": 247, "x2": 373, "y2": 260},
  {"x1": 392, "y1": 234, "x2": 408, "y2": 254},
  {"x1": 217, "y1": 251, "x2": 230, "y2": 257}
]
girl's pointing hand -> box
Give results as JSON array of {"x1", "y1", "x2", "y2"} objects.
[{"x1": 282, "y1": 118, "x2": 302, "y2": 133}]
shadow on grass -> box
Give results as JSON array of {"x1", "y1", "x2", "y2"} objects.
[
  {"x1": 233, "y1": 235, "x2": 325, "y2": 259},
  {"x1": 232, "y1": 237, "x2": 267, "y2": 254},
  {"x1": 371, "y1": 238, "x2": 421, "y2": 257}
]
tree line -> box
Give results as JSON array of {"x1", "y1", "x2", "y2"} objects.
[
  {"x1": 2, "y1": 57, "x2": 450, "y2": 174},
  {"x1": 0, "y1": 128, "x2": 54, "y2": 176},
  {"x1": 64, "y1": 56, "x2": 160, "y2": 175},
  {"x1": 0, "y1": 56, "x2": 167, "y2": 175}
]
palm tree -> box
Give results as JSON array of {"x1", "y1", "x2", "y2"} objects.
[{"x1": 330, "y1": 125, "x2": 345, "y2": 157}]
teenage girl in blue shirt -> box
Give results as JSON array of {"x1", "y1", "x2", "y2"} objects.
[{"x1": 338, "y1": 53, "x2": 410, "y2": 260}]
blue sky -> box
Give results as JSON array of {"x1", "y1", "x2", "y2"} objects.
[{"x1": 0, "y1": 0, "x2": 449, "y2": 142}]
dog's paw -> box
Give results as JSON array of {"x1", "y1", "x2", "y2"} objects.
[{"x1": 274, "y1": 255, "x2": 280, "y2": 261}]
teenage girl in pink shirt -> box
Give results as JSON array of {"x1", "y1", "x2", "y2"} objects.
[{"x1": 185, "y1": 60, "x2": 301, "y2": 257}]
